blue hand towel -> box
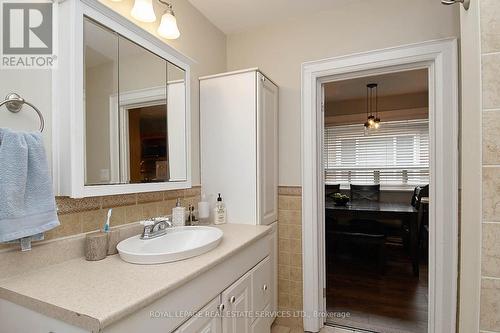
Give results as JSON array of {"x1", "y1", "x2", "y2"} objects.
[{"x1": 0, "y1": 128, "x2": 59, "y2": 243}]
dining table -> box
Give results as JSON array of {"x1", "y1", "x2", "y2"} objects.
[{"x1": 325, "y1": 200, "x2": 420, "y2": 276}]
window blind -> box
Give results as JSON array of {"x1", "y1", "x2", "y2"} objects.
[{"x1": 324, "y1": 119, "x2": 429, "y2": 188}]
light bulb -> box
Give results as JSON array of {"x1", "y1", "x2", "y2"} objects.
[
  {"x1": 157, "y1": 10, "x2": 180, "y2": 39},
  {"x1": 367, "y1": 115, "x2": 375, "y2": 126},
  {"x1": 131, "y1": 0, "x2": 156, "y2": 23}
]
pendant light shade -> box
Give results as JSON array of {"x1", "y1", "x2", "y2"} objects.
[
  {"x1": 131, "y1": 0, "x2": 156, "y2": 23},
  {"x1": 157, "y1": 7, "x2": 180, "y2": 39},
  {"x1": 364, "y1": 83, "x2": 381, "y2": 130}
]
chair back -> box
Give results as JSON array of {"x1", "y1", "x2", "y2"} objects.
[
  {"x1": 350, "y1": 184, "x2": 380, "y2": 202},
  {"x1": 325, "y1": 184, "x2": 341, "y2": 198},
  {"x1": 411, "y1": 185, "x2": 429, "y2": 209}
]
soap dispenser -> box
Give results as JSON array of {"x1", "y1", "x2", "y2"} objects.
[
  {"x1": 213, "y1": 193, "x2": 227, "y2": 225},
  {"x1": 172, "y1": 198, "x2": 185, "y2": 227}
]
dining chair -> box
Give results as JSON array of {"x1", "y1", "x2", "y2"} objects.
[
  {"x1": 331, "y1": 184, "x2": 386, "y2": 272},
  {"x1": 325, "y1": 184, "x2": 341, "y2": 199},
  {"x1": 350, "y1": 184, "x2": 381, "y2": 202},
  {"x1": 403, "y1": 185, "x2": 429, "y2": 253}
]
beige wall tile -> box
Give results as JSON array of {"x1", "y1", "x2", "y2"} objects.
[
  {"x1": 290, "y1": 267, "x2": 302, "y2": 282},
  {"x1": 290, "y1": 253, "x2": 302, "y2": 268},
  {"x1": 278, "y1": 186, "x2": 302, "y2": 196},
  {"x1": 278, "y1": 265, "x2": 291, "y2": 280},
  {"x1": 137, "y1": 191, "x2": 163, "y2": 204},
  {"x1": 279, "y1": 210, "x2": 301, "y2": 225},
  {"x1": 279, "y1": 196, "x2": 302, "y2": 210},
  {"x1": 109, "y1": 206, "x2": 126, "y2": 226},
  {"x1": 483, "y1": 111, "x2": 500, "y2": 164},
  {"x1": 481, "y1": 0, "x2": 500, "y2": 54},
  {"x1": 278, "y1": 292, "x2": 290, "y2": 309},
  {"x1": 101, "y1": 194, "x2": 137, "y2": 208},
  {"x1": 278, "y1": 278, "x2": 290, "y2": 294},
  {"x1": 56, "y1": 196, "x2": 101, "y2": 214},
  {"x1": 125, "y1": 205, "x2": 144, "y2": 223},
  {"x1": 482, "y1": 54, "x2": 500, "y2": 109},
  {"x1": 483, "y1": 167, "x2": 500, "y2": 221},
  {"x1": 480, "y1": 278, "x2": 500, "y2": 331},
  {"x1": 80, "y1": 210, "x2": 107, "y2": 233},
  {"x1": 164, "y1": 190, "x2": 184, "y2": 200},
  {"x1": 46, "y1": 214, "x2": 82, "y2": 240},
  {"x1": 279, "y1": 251, "x2": 291, "y2": 266},
  {"x1": 482, "y1": 223, "x2": 500, "y2": 277},
  {"x1": 141, "y1": 203, "x2": 159, "y2": 219}
]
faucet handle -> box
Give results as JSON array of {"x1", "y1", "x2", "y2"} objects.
[{"x1": 140, "y1": 219, "x2": 155, "y2": 226}]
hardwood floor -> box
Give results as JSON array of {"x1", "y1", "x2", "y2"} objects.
[{"x1": 325, "y1": 244, "x2": 428, "y2": 333}]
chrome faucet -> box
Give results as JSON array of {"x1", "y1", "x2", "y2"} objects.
[{"x1": 141, "y1": 217, "x2": 172, "y2": 240}]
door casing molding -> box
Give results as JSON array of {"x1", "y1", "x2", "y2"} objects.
[{"x1": 300, "y1": 38, "x2": 459, "y2": 333}]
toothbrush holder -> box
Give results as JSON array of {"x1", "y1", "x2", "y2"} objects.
[{"x1": 85, "y1": 231, "x2": 108, "y2": 261}]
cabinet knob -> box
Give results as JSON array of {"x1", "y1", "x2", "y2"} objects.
[
  {"x1": 263, "y1": 284, "x2": 268, "y2": 291},
  {"x1": 230, "y1": 296, "x2": 236, "y2": 303},
  {"x1": 218, "y1": 304, "x2": 225, "y2": 312}
]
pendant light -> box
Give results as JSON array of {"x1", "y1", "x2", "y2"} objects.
[
  {"x1": 157, "y1": 1, "x2": 180, "y2": 39},
  {"x1": 131, "y1": 0, "x2": 156, "y2": 23},
  {"x1": 364, "y1": 83, "x2": 381, "y2": 129}
]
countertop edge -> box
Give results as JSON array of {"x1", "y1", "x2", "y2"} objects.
[{"x1": 0, "y1": 287, "x2": 100, "y2": 333}]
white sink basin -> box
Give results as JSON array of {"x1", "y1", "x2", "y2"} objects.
[{"x1": 117, "y1": 226, "x2": 223, "y2": 264}]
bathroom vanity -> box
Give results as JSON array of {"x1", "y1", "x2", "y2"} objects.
[{"x1": 0, "y1": 224, "x2": 276, "y2": 333}]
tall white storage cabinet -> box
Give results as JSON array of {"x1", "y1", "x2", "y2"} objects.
[{"x1": 200, "y1": 69, "x2": 278, "y2": 226}]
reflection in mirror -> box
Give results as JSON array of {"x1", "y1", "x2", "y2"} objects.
[
  {"x1": 117, "y1": 35, "x2": 168, "y2": 184},
  {"x1": 83, "y1": 17, "x2": 187, "y2": 186},
  {"x1": 84, "y1": 18, "x2": 118, "y2": 185}
]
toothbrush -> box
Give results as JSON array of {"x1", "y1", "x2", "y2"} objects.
[{"x1": 104, "y1": 208, "x2": 112, "y2": 232}]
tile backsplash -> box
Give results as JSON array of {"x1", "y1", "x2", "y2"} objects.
[
  {"x1": 480, "y1": 0, "x2": 500, "y2": 331},
  {"x1": 275, "y1": 186, "x2": 304, "y2": 330},
  {"x1": 0, "y1": 187, "x2": 200, "y2": 250}
]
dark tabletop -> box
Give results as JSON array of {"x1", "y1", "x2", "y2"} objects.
[{"x1": 325, "y1": 200, "x2": 418, "y2": 213}]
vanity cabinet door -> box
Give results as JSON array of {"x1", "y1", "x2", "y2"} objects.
[
  {"x1": 174, "y1": 296, "x2": 222, "y2": 333},
  {"x1": 250, "y1": 304, "x2": 271, "y2": 333},
  {"x1": 251, "y1": 256, "x2": 272, "y2": 315},
  {"x1": 221, "y1": 271, "x2": 252, "y2": 333}
]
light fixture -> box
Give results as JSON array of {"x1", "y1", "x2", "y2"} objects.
[
  {"x1": 364, "y1": 83, "x2": 381, "y2": 130},
  {"x1": 131, "y1": 0, "x2": 156, "y2": 23},
  {"x1": 157, "y1": 1, "x2": 180, "y2": 39}
]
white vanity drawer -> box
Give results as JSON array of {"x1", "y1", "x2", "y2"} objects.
[{"x1": 251, "y1": 256, "x2": 271, "y2": 314}]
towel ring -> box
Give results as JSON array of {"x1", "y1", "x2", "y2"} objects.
[{"x1": 0, "y1": 93, "x2": 45, "y2": 132}]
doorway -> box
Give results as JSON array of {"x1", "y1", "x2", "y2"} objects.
[
  {"x1": 323, "y1": 70, "x2": 430, "y2": 332},
  {"x1": 301, "y1": 39, "x2": 458, "y2": 333}
]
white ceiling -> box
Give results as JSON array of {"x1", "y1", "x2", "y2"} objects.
[
  {"x1": 324, "y1": 69, "x2": 429, "y2": 102},
  {"x1": 187, "y1": 0, "x2": 348, "y2": 34}
]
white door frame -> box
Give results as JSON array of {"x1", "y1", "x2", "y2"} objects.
[{"x1": 301, "y1": 38, "x2": 458, "y2": 333}]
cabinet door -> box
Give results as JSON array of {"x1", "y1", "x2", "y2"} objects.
[
  {"x1": 251, "y1": 256, "x2": 272, "y2": 314},
  {"x1": 221, "y1": 271, "x2": 252, "y2": 333},
  {"x1": 175, "y1": 296, "x2": 222, "y2": 333},
  {"x1": 257, "y1": 72, "x2": 279, "y2": 225},
  {"x1": 250, "y1": 304, "x2": 272, "y2": 333}
]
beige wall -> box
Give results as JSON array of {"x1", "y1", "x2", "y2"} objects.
[
  {"x1": 0, "y1": 0, "x2": 227, "y2": 186},
  {"x1": 226, "y1": 0, "x2": 460, "y2": 185},
  {"x1": 478, "y1": 0, "x2": 500, "y2": 332}
]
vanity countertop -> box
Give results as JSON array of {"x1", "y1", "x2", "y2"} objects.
[{"x1": 0, "y1": 223, "x2": 272, "y2": 332}]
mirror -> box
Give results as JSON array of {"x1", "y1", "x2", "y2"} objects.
[{"x1": 83, "y1": 17, "x2": 187, "y2": 186}]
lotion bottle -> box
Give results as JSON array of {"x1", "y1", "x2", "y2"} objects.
[
  {"x1": 213, "y1": 193, "x2": 227, "y2": 225},
  {"x1": 198, "y1": 193, "x2": 210, "y2": 225},
  {"x1": 172, "y1": 198, "x2": 185, "y2": 227}
]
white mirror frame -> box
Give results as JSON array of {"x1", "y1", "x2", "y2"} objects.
[{"x1": 53, "y1": 0, "x2": 192, "y2": 198}]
